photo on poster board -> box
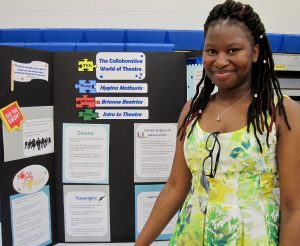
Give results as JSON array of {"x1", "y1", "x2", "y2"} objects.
[
  {"x1": 2, "y1": 106, "x2": 54, "y2": 162},
  {"x1": 135, "y1": 184, "x2": 178, "y2": 240},
  {"x1": 63, "y1": 185, "x2": 110, "y2": 242},
  {"x1": 10, "y1": 185, "x2": 52, "y2": 246},
  {"x1": 62, "y1": 123, "x2": 110, "y2": 184},
  {"x1": 134, "y1": 123, "x2": 177, "y2": 182}
]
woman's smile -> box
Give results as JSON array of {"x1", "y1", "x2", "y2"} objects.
[{"x1": 212, "y1": 70, "x2": 233, "y2": 81}]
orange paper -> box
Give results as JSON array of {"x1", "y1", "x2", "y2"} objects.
[{"x1": 0, "y1": 101, "x2": 24, "y2": 132}]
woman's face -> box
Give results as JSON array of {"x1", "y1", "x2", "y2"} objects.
[{"x1": 203, "y1": 20, "x2": 259, "y2": 91}]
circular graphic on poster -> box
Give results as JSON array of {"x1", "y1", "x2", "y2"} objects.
[{"x1": 13, "y1": 164, "x2": 49, "y2": 194}]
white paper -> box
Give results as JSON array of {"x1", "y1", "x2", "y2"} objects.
[
  {"x1": 186, "y1": 63, "x2": 203, "y2": 100},
  {"x1": 12, "y1": 60, "x2": 49, "y2": 82},
  {"x1": 10, "y1": 187, "x2": 51, "y2": 246},
  {"x1": 64, "y1": 185, "x2": 110, "y2": 242},
  {"x1": 135, "y1": 123, "x2": 177, "y2": 182},
  {"x1": 63, "y1": 124, "x2": 109, "y2": 183},
  {"x1": 135, "y1": 185, "x2": 178, "y2": 241}
]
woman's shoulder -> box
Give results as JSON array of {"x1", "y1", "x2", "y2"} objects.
[
  {"x1": 280, "y1": 96, "x2": 300, "y2": 116},
  {"x1": 182, "y1": 100, "x2": 192, "y2": 112},
  {"x1": 178, "y1": 100, "x2": 192, "y2": 125},
  {"x1": 276, "y1": 96, "x2": 300, "y2": 132}
]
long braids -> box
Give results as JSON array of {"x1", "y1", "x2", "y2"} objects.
[
  {"x1": 178, "y1": 0, "x2": 290, "y2": 152},
  {"x1": 178, "y1": 73, "x2": 215, "y2": 139}
]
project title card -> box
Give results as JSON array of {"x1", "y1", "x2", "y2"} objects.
[{"x1": 96, "y1": 52, "x2": 145, "y2": 80}]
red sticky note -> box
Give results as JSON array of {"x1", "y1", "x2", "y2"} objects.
[{"x1": 0, "y1": 101, "x2": 24, "y2": 132}]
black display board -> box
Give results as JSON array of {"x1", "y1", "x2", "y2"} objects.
[
  {"x1": 0, "y1": 46, "x2": 57, "y2": 246},
  {"x1": 0, "y1": 46, "x2": 187, "y2": 244}
]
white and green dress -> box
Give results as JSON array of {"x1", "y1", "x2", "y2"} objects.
[{"x1": 169, "y1": 120, "x2": 279, "y2": 246}]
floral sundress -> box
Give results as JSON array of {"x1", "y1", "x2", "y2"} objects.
[{"x1": 169, "y1": 120, "x2": 279, "y2": 246}]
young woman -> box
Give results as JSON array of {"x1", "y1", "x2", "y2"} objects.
[{"x1": 135, "y1": 0, "x2": 300, "y2": 245}]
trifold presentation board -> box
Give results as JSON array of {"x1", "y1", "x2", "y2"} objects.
[{"x1": 0, "y1": 45, "x2": 197, "y2": 245}]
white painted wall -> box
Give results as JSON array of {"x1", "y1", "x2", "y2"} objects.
[{"x1": 0, "y1": 0, "x2": 299, "y2": 34}]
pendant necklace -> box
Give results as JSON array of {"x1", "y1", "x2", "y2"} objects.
[{"x1": 215, "y1": 90, "x2": 251, "y2": 121}]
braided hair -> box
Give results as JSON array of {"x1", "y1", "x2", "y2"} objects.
[{"x1": 179, "y1": 0, "x2": 290, "y2": 152}]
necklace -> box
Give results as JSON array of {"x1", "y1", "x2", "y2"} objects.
[{"x1": 216, "y1": 90, "x2": 251, "y2": 121}]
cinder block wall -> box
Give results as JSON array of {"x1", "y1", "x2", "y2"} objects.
[{"x1": 0, "y1": 0, "x2": 300, "y2": 34}]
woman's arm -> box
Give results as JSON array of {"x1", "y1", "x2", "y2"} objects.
[
  {"x1": 135, "y1": 101, "x2": 193, "y2": 246},
  {"x1": 276, "y1": 98, "x2": 300, "y2": 245}
]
